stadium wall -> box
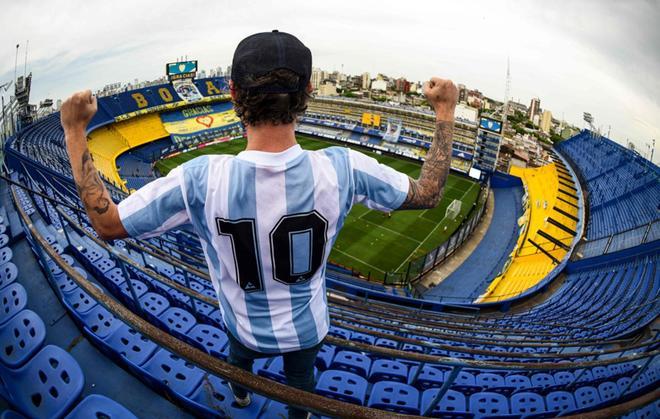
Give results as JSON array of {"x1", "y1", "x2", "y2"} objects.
[{"x1": 87, "y1": 77, "x2": 230, "y2": 132}]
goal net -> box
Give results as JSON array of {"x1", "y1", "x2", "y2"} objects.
[{"x1": 445, "y1": 199, "x2": 462, "y2": 220}]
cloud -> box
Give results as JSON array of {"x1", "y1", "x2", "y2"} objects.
[{"x1": 0, "y1": 0, "x2": 657, "y2": 160}]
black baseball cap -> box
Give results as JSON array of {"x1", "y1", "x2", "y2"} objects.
[{"x1": 231, "y1": 30, "x2": 312, "y2": 94}]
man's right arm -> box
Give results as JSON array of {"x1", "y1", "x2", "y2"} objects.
[{"x1": 399, "y1": 78, "x2": 458, "y2": 210}]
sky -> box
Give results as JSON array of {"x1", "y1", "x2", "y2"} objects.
[{"x1": 0, "y1": 0, "x2": 658, "y2": 162}]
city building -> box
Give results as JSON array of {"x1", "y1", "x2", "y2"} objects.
[
  {"x1": 395, "y1": 77, "x2": 410, "y2": 93},
  {"x1": 371, "y1": 79, "x2": 387, "y2": 92},
  {"x1": 528, "y1": 97, "x2": 540, "y2": 122},
  {"x1": 318, "y1": 82, "x2": 338, "y2": 96},
  {"x1": 311, "y1": 68, "x2": 322, "y2": 90},
  {"x1": 540, "y1": 110, "x2": 553, "y2": 133},
  {"x1": 361, "y1": 72, "x2": 370, "y2": 90}
]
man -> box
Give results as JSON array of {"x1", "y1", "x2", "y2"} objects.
[{"x1": 61, "y1": 30, "x2": 456, "y2": 418}]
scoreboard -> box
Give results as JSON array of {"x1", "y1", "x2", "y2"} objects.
[{"x1": 166, "y1": 60, "x2": 198, "y2": 81}]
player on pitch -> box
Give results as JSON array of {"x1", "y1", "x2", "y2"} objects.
[{"x1": 61, "y1": 30, "x2": 456, "y2": 418}]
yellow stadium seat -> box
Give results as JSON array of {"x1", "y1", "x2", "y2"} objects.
[
  {"x1": 87, "y1": 113, "x2": 168, "y2": 192},
  {"x1": 476, "y1": 163, "x2": 579, "y2": 303}
]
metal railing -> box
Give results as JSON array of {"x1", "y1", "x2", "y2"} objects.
[{"x1": 6, "y1": 169, "x2": 660, "y2": 418}]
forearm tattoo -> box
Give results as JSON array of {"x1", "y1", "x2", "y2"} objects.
[
  {"x1": 76, "y1": 150, "x2": 110, "y2": 215},
  {"x1": 400, "y1": 120, "x2": 453, "y2": 209}
]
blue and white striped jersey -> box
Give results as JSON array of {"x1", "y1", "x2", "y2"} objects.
[{"x1": 118, "y1": 144, "x2": 409, "y2": 353}]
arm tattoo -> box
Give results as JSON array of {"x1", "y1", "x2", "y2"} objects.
[
  {"x1": 399, "y1": 120, "x2": 453, "y2": 209},
  {"x1": 76, "y1": 150, "x2": 110, "y2": 215}
]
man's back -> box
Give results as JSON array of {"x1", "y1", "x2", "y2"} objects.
[{"x1": 120, "y1": 144, "x2": 408, "y2": 352}]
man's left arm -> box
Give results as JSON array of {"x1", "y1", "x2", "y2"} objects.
[{"x1": 62, "y1": 90, "x2": 128, "y2": 241}]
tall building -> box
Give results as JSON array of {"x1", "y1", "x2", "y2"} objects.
[
  {"x1": 371, "y1": 79, "x2": 387, "y2": 92},
  {"x1": 395, "y1": 77, "x2": 411, "y2": 93},
  {"x1": 540, "y1": 110, "x2": 553, "y2": 133},
  {"x1": 361, "y1": 72, "x2": 370, "y2": 90},
  {"x1": 475, "y1": 116, "x2": 504, "y2": 174},
  {"x1": 528, "y1": 97, "x2": 540, "y2": 122},
  {"x1": 311, "y1": 68, "x2": 322, "y2": 90},
  {"x1": 458, "y1": 84, "x2": 467, "y2": 103}
]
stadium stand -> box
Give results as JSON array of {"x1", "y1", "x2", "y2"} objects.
[
  {"x1": 424, "y1": 182, "x2": 524, "y2": 302},
  {"x1": 87, "y1": 114, "x2": 169, "y2": 192},
  {"x1": 556, "y1": 131, "x2": 659, "y2": 254},
  {"x1": 477, "y1": 161, "x2": 580, "y2": 302},
  {"x1": 1, "y1": 80, "x2": 658, "y2": 417}
]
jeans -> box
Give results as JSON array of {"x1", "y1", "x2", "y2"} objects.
[{"x1": 227, "y1": 332, "x2": 322, "y2": 419}]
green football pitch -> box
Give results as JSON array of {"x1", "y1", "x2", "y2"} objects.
[{"x1": 155, "y1": 135, "x2": 480, "y2": 279}]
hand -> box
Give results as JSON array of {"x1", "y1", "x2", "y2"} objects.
[
  {"x1": 60, "y1": 90, "x2": 97, "y2": 133},
  {"x1": 423, "y1": 77, "x2": 458, "y2": 120}
]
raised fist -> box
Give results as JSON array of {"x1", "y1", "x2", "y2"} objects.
[
  {"x1": 423, "y1": 77, "x2": 458, "y2": 120},
  {"x1": 60, "y1": 90, "x2": 97, "y2": 132}
]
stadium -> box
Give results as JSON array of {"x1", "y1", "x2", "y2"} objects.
[{"x1": 0, "y1": 37, "x2": 658, "y2": 419}]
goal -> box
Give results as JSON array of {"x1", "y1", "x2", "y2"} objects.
[{"x1": 445, "y1": 199, "x2": 462, "y2": 220}]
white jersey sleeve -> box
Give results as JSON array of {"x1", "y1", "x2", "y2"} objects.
[
  {"x1": 348, "y1": 149, "x2": 409, "y2": 211},
  {"x1": 117, "y1": 166, "x2": 190, "y2": 239}
]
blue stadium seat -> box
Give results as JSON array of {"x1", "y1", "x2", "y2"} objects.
[
  {"x1": 0, "y1": 263, "x2": 18, "y2": 290},
  {"x1": 103, "y1": 324, "x2": 158, "y2": 368},
  {"x1": 142, "y1": 349, "x2": 205, "y2": 397},
  {"x1": 531, "y1": 373, "x2": 556, "y2": 392},
  {"x1": 369, "y1": 359, "x2": 407, "y2": 383},
  {"x1": 374, "y1": 337, "x2": 399, "y2": 349},
  {"x1": 350, "y1": 332, "x2": 376, "y2": 346},
  {"x1": 451, "y1": 371, "x2": 482, "y2": 397},
  {"x1": 597, "y1": 381, "x2": 620, "y2": 403},
  {"x1": 316, "y1": 370, "x2": 368, "y2": 405},
  {"x1": 185, "y1": 324, "x2": 228, "y2": 359},
  {"x1": 327, "y1": 325, "x2": 351, "y2": 340},
  {"x1": 421, "y1": 388, "x2": 472, "y2": 418},
  {"x1": 510, "y1": 392, "x2": 546, "y2": 416},
  {"x1": 257, "y1": 356, "x2": 286, "y2": 384},
  {"x1": 52, "y1": 272, "x2": 78, "y2": 294},
  {"x1": 0, "y1": 248, "x2": 12, "y2": 265},
  {"x1": 0, "y1": 345, "x2": 84, "y2": 419},
  {"x1": 367, "y1": 381, "x2": 420, "y2": 414},
  {"x1": 0, "y1": 283, "x2": 27, "y2": 326},
  {"x1": 102, "y1": 267, "x2": 126, "y2": 291},
  {"x1": 62, "y1": 287, "x2": 97, "y2": 315},
  {"x1": 553, "y1": 371, "x2": 575, "y2": 386},
  {"x1": 410, "y1": 365, "x2": 445, "y2": 390},
  {"x1": 207, "y1": 309, "x2": 224, "y2": 328},
  {"x1": 315, "y1": 344, "x2": 336, "y2": 370},
  {"x1": 80, "y1": 305, "x2": 122, "y2": 339},
  {"x1": 64, "y1": 394, "x2": 138, "y2": 419},
  {"x1": 92, "y1": 258, "x2": 116, "y2": 275},
  {"x1": 573, "y1": 386, "x2": 601, "y2": 411},
  {"x1": 476, "y1": 373, "x2": 505, "y2": 389},
  {"x1": 79, "y1": 248, "x2": 103, "y2": 263},
  {"x1": 402, "y1": 343, "x2": 424, "y2": 354},
  {"x1": 330, "y1": 351, "x2": 371, "y2": 378},
  {"x1": 545, "y1": 391, "x2": 577, "y2": 414},
  {"x1": 468, "y1": 392, "x2": 511, "y2": 417},
  {"x1": 505, "y1": 374, "x2": 532, "y2": 391},
  {"x1": 118, "y1": 279, "x2": 149, "y2": 303},
  {"x1": 0, "y1": 310, "x2": 46, "y2": 368},
  {"x1": 159, "y1": 307, "x2": 197, "y2": 337},
  {"x1": 139, "y1": 292, "x2": 170, "y2": 320}
]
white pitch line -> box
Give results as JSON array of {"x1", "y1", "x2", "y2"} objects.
[
  {"x1": 357, "y1": 211, "x2": 422, "y2": 244},
  {"x1": 392, "y1": 182, "x2": 479, "y2": 272},
  {"x1": 333, "y1": 248, "x2": 386, "y2": 274}
]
